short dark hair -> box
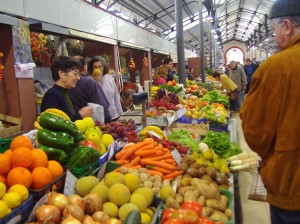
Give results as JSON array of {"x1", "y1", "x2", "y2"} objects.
[
  {"x1": 163, "y1": 58, "x2": 173, "y2": 65},
  {"x1": 121, "y1": 89, "x2": 136, "y2": 99},
  {"x1": 51, "y1": 56, "x2": 82, "y2": 81},
  {"x1": 88, "y1": 56, "x2": 109, "y2": 76},
  {"x1": 245, "y1": 58, "x2": 251, "y2": 62},
  {"x1": 212, "y1": 70, "x2": 221, "y2": 78},
  {"x1": 74, "y1": 56, "x2": 86, "y2": 72}
]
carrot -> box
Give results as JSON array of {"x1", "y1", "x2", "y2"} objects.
[
  {"x1": 146, "y1": 165, "x2": 172, "y2": 174},
  {"x1": 135, "y1": 149, "x2": 157, "y2": 157},
  {"x1": 162, "y1": 170, "x2": 183, "y2": 180},
  {"x1": 146, "y1": 169, "x2": 163, "y2": 177},
  {"x1": 163, "y1": 148, "x2": 170, "y2": 152},
  {"x1": 115, "y1": 144, "x2": 135, "y2": 160},
  {"x1": 142, "y1": 159, "x2": 177, "y2": 171},
  {"x1": 120, "y1": 147, "x2": 136, "y2": 160},
  {"x1": 128, "y1": 156, "x2": 141, "y2": 167},
  {"x1": 165, "y1": 158, "x2": 176, "y2": 164},
  {"x1": 135, "y1": 143, "x2": 155, "y2": 152},
  {"x1": 154, "y1": 144, "x2": 163, "y2": 151},
  {"x1": 145, "y1": 153, "x2": 173, "y2": 161},
  {"x1": 115, "y1": 160, "x2": 129, "y2": 166},
  {"x1": 155, "y1": 150, "x2": 163, "y2": 156},
  {"x1": 128, "y1": 165, "x2": 141, "y2": 169},
  {"x1": 135, "y1": 138, "x2": 153, "y2": 149}
]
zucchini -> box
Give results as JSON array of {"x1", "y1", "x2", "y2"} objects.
[{"x1": 124, "y1": 210, "x2": 141, "y2": 224}]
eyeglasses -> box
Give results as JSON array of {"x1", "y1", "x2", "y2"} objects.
[{"x1": 69, "y1": 70, "x2": 80, "y2": 77}]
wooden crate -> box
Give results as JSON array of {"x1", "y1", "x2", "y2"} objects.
[
  {"x1": 0, "y1": 114, "x2": 22, "y2": 138},
  {"x1": 168, "y1": 122, "x2": 209, "y2": 136}
]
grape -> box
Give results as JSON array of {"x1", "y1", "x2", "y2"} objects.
[{"x1": 111, "y1": 133, "x2": 118, "y2": 139}]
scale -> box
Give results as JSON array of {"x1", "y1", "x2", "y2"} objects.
[{"x1": 119, "y1": 92, "x2": 148, "y2": 127}]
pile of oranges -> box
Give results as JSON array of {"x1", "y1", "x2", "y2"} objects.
[{"x1": 0, "y1": 135, "x2": 63, "y2": 190}]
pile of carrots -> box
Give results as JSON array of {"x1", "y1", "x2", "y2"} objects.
[{"x1": 114, "y1": 138, "x2": 183, "y2": 180}]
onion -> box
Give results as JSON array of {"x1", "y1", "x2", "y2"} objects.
[
  {"x1": 63, "y1": 204, "x2": 85, "y2": 222},
  {"x1": 84, "y1": 194, "x2": 102, "y2": 215},
  {"x1": 61, "y1": 215, "x2": 81, "y2": 224},
  {"x1": 48, "y1": 192, "x2": 68, "y2": 212},
  {"x1": 92, "y1": 211, "x2": 110, "y2": 223},
  {"x1": 67, "y1": 194, "x2": 86, "y2": 211},
  {"x1": 36, "y1": 204, "x2": 61, "y2": 223},
  {"x1": 104, "y1": 218, "x2": 122, "y2": 224},
  {"x1": 82, "y1": 215, "x2": 95, "y2": 224}
]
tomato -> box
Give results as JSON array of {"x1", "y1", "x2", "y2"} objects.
[
  {"x1": 161, "y1": 208, "x2": 175, "y2": 223},
  {"x1": 163, "y1": 219, "x2": 182, "y2": 224},
  {"x1": 80, "y1": 140, "x2": 100, "y2": 151},
  {"x1": 172, "y1": 209, "x2": 199, "y2": 224},
  {"x1": 200, "y1": 217, "x2": 216, "y2": 224},
  {"x1": 181, "y1": 201, "x2": 202, "y2": 218}
]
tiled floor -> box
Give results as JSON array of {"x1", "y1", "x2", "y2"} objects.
[{"x1": 233, "y1": 113, "x2": 271, "y2": 224}]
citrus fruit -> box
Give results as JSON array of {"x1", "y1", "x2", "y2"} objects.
[
  {"x1": 0, "y1": 154, "x2": 12, "y2": 175},
  {"x1": 74, "y1": 120, "x2": 87, "y2": 133},
  {"x1": 29, "y1": 148, "x2": 48, "y2": 170},
  {"x1": 83, "y1": 117, "x2": 95, "y2": 129},
  {"x1": 124, "y1": 173, "x2": 140, "y2": 193},
  {"x1": 102, "y1": 202, "x2": 119, "y2": 218},
  {"x1": 8, "y1": 184, "x2": 29, "y2": 202},
  {"x1": 75, "y1": 176, "x2": 98, "y2": 197},
  {"x1": 0, "y1": 182, "x2": 6, "y2": 199},
  {"x1": 31, "y1": 167, "x2": 52, "y2": 189},
  {"x1": 159, "y1": 186, "x2": 176, "y2": 202},
  {"x1": 133, "y1": 187, "x2": 154, "y2": 206},
  {"x1": 4, "y1": 149, "x2": 12, "y2": 157},
  {"x1": 11, "y1": 147, "x2": 33, "y2": 168},
  {"x1": 130, "y1": 194, "x2": 147, "y2": 212},
  {"x1": 104, "y1": 172, "x2": 124, "y2": 187},
  {"x1": 0, "y1": 175, "x2": 6, "y2": 185},
  {"x1": 118, "y1": 203, "x2": 139, "y2": 222},
  {"x1": 90, "y1": 183, "x2": 109, "y2": 203},
  {"x1": 2, "y1": 192, "x2": 22, "y2": 209},
  {"x1": 46, "y1": 160, "x2": 63, "y2": 180},
  {"x1": 108, "y1": 183, "x2": 131, "y2": 206},
  {"x1": 141, "y1": 212, "x2": 152, "y2": 224},
  {"x1": 0, "y1": 200, "x2": 8, "y2": 219},
  {"x1": 101, "y1": 134, "x2": 114, "y2": 148},
  {"x1": 10, "y1": 135, "x2": 33, "y2": 151},
  {"x1": 7, "y1": 167, "x2": 32, "y2": 188}
]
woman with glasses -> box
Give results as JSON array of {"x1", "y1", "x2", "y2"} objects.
[
  {"x1": 41, "y1": 56, "x2": 93, "y2": 121},
  {"x1": 89, "y1": 56, "x2": 123, "y2": 121}
]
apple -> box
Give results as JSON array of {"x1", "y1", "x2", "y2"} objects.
[
  {"x1": 86, "y1": 132, "x2": 101, "y2": 147},
  {"x1": 74, "y1": 120, "x2": 87, "y2": 133},
  {"x1": 83, "y1": 117, "x2": 95, "y2": 129},
  {"x1": 85, "y1": 127, "x2": 97, "y2": 136},
  {"x1": 99, "y1": 143, "x2": 106, "y2": 156},
  {"x1": 95, "y1": 126, "x2": 103, "y2": 138}
]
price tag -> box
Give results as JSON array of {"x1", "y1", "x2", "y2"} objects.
[
  {"x1": 147, "y1": 130, "x2": 162, "y2": 139},
  {"x1": 171, "y1": 149, "x2": 182, "y2": 166},
  {"x1": 63, "y1": 170, "x2": 78, "y2": 196},
  {"x1": 176, "y1": 107, "x2": 186, "y2": 119},
  {"x1": 107, "y1": 142, "x2": 116, "y2": 161},
  {"x1": 97, "y1": 162, "x2": 107, "y2": 180},
  {"x1": 7, "y1": 215, "x2": 21, "y2": 224},
  {"x1": 157, "y1": 117, "x2": 166, "y2": 126},
  {"x1": 192, "y1": 119, "x2": 198, "y2": 124}
]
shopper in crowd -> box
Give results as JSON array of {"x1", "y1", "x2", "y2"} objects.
[
  {"x1": 224, "y1": 64, "x2": 230, "y2": 75},
  {"x1": 153, "y1": 65, "x2": 168, "y2": 86},
  {"x1": 74, "y1": 55, "x2": 88, "y2": 76},
  {"x1": 228, "y1": 60, "x2": 247, "y2": 111},
  {"x1": 163, "y1": 58, "x2": 174, "y2": 82},
  {"x1": 185, "y1": 65, "x2": 194, "y2": 81},
  {"x1": 243, "y1": 58, "x2": 258, "y2": 93},
  {"x1": 89, "y1": 56, "x2": 123, "y2": 121},
  {"x1": 120, "y1": 89, "x2": 136, "y2": 112},
  {"x1": 41, "y1": 56, "x2": 93, "y2": 121},
  {"x1": 240, "y1": 0, "x2": 300, "y2": 223},
  {"x1": 69, "y1": 56, "x2": 111, "y2": 123},
  {"x1": 212, "y1": 70, "x2": 237, "y2": 96}
]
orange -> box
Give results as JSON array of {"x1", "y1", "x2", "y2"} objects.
[
  {"x1": 29, "y1": 148, "x2": 48, "y2": 170},
  {"x1": 46, "y1": 160, "x2": 63, "y2": 180},
  {"x1": 0, "y1": 154, "x2": 12, "y2": 175},
  {"x1": 10, "y1": 135, "x2": 33, "y2": 151},
  {"x1": 7, "y1": 167, "x2": 32, "y2": 188},
  {"x1": 31, "y1": 167, "x2": 52, "y2": 189},
  {"x1": 0, "y1": 174, "x2": 6, "y2": 185},
  {"x1": 11, "y1": 147, "x2": 33, "y2": 168},
  {"x1": 4, "y1": 149, "x2": 12, "y2": 157}
]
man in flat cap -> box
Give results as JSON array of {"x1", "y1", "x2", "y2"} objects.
[{"x1": 240, "y1": 0, "x2": 300, "y2": 223}]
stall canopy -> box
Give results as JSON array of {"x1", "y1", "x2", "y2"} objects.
[{"x1": 90, "y1": 0, "x2": 277, "y2": 55}]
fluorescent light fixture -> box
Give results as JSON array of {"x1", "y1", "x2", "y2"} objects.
[
  {"x1": 69, "y1": 29, "x2": 117, "y2": 45},
  {"x1": 205, "y1": 15, "x2": 213, "y2": 22},
  {"x1": 119, "y1": 42, "x2": 148, "y2": 51},
  {"x1": 158, "y1": 50, "x2": 169, "y2": 55}
]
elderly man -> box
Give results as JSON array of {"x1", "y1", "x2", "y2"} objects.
[
  {"x1": 228, "y1": 60, "x2": 247, "y2": 111},
  {"x1": 240, "y1": 0, "x2": 300, "y2": 223}
]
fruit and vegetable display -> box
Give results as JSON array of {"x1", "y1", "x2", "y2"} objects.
[{"x1": 150, "y1": 89, "x2": 180, "y2": 111}]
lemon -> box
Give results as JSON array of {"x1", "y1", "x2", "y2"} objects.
[
  {"x1": 8, "y1": 184, "x2": 29, "y2": 202},
  {"x1": 145, "y1": 208, "x2": 154, "y2": 218},
  {"x1": 130, "y1": 194, "x2": 147, "y2": 212},
  {"x1": 2, "y1": 192, "x2": 22, "y2": 209},
  {"x1": 118, "y1": 203, "x2": 139, "y2": 222},
  {"x1": 133, "y1": 187, "x2": 153, "y2": 206},
  {"x1": 83, "y1": 117, "x2": 95, "y2": 129},
  {"x1": 159, "y1": 186, "x2": 176, "y2": 202},
  {"x1": 108, "y1": 183, "x2": 131, "y2": 206},
  {"x1": 104, "y1": 172, "x2": 124, "y2": 187},
  {"x1": 103, "y1": 202, "x2": 119, "y2": 218},
  {"x1": 101, "y1": 134, "x2": 114, "y2": 148},
  {"x1": 95, "y1": 126, "x2": 103, "y2": 138},
  {"x1": 0, "y1": 200, "x2": 8, "y2": 219},
  {"x1": 0, "y1": 183, "x2": 6, "y2": 199},
  {"x1": 74, "y1": 120, "x2": 87, "y2": 133},
  {"x1": 141, "y1": 212, "x2": 151, "y2": 224},
  {"x1": 124, "y1": 173, "x2": 140, "y2": 193}
]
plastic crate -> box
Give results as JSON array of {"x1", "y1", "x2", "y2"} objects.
[
  {"x1": 177, "y1": 116, "x2": 206, "y2": 124},
  {"x1": 0, "y1": 195, "x2": 34, "y2": 224},
  {"x1": 70, "y1": 161, "x2": 100, "y2": 178},
  {"x1": 0, "y1": 138, "x2": 12, "y2": 153},
  {"x1": 29, "y1": 172, "x2": 66, "y2": 202},
  {"x1": 209, "y1": 120, "x2": 229, "y2": 132}
]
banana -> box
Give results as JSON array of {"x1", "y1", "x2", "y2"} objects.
[
  {"x1": 143, "y1": 126, "x2": 164, "y2": 136},
  {"x1": 34, "y1": 121, "x2": 42, "y2": 130},
  {"x1": 44, "y1": 108, "x2": 71, "y2": 121}
]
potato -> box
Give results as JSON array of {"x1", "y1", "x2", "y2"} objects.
[
  {"x1": 152, "y1": 187, "x2": 160, "y2": 194},
  {"x1": 209, "y1": 210, "x2": 229, "y2": 222},
  {"x1": 197, "y1": 195, "x2": 206, "y2": 206},
  {"x1": 184, "y1": 190, "x2": 195, "y2": 202},
  {"x1": 175, "y1": 194, "x2": 184, "y2": 204},
  {"x1": 198, "y1": 183, "x2": 219, "y2": 199},
  {"x1": 180, "y1": 162, "x2": 189, "y2": 172},
  {"x1": 144, "y1": 181, "x2": 153, "y2": 188},
  {"x1": 206, "y1": 199, "x2": 227, "y2": 212},
  {"x1": 178, "y1": 186, "x2": 195, "y2": 196},
  {"x1": 190, "y1": 178, "x2": 209, "y2": 186},
  {"x1": 153, "y1": 181, "x2": 162, "y2": 188},
  {"x1": 197, "y1": 167, "x2": 207, "y2": 177},
  {"x1": 202, "y1": 207, "x2": 214, "y2": 217},
  {"x1": 178, "y1": 177, "x2": 192, "y2": 187},
  {"x1": 190, "y1": 163, "x2": 202, "y2": 169},
  {"x1": 153, "y1": 175, "x2": 162, "y2": 182},
  {"x1": 186, "y1": 168, "x2": 198, "y2": 177},
  {"x1": 205, "y1": 167, "x2": 217, "y2": 180},
  {"x1": 220, "y1": 195, "x2": 228, "y2": 207},
  {"x1": 224, "y1": 208, "x2": 233, "y2": 218},
  {"x1": 201, "y1": 174, "x2": 213, "y2": 183},
  {"x1": 193, "y1": 189, "x2": 201, "y2": 198},
  {"x1": 166, "y1": 197, "x2": 181, "y2": 209}
]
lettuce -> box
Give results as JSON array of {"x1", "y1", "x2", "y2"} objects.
[{"x1": 168, "y1": 130, "x2": 199, "y2": 152}]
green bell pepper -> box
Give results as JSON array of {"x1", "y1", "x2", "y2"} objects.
[
  {"x1": 37, "y1": 128, "x2": 74, "y2": 150},
  {"x1": 38, "y1": 143, "x2": 68, "y2": 165},
  {"x1": 67, "y1": 145, "x2": 100, "y2": 169}
]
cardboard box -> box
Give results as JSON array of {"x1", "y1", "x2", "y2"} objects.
[
  {"x1": 146, "y1": 113, "x2": 176, "y2": 127},
  {"x1": 0, "y1": 114, "x2": 22, "y2": 138},
  {"x1": 168, "y1": 122, "x2": 209, "y2": 136}
]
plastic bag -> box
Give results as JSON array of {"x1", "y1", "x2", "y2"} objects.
[
  {"x1": 248, "y1": 167, "x2": 267, "y2": 201},
  {"x1": 229, "y1": 91, "x2": 238, "y2": 101}
]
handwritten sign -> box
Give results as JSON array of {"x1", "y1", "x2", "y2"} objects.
[{"x1": 63, "y1": 170, "x2": 78, "y2": 196}]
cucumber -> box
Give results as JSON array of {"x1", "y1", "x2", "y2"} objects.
[{"x1": 124, "y1": 210, "x2": 141, "y2": 224}]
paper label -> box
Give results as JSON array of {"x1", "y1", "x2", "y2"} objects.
[
  {"x1": 97, "y1": 162, "x2": 107, "y2": 180},
  {"x1": 63, "y1": 170, "x2": 78, "y2": 196},
  {"x1": 172, "y1": 149, "x2": 182, "y2": 166}
]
